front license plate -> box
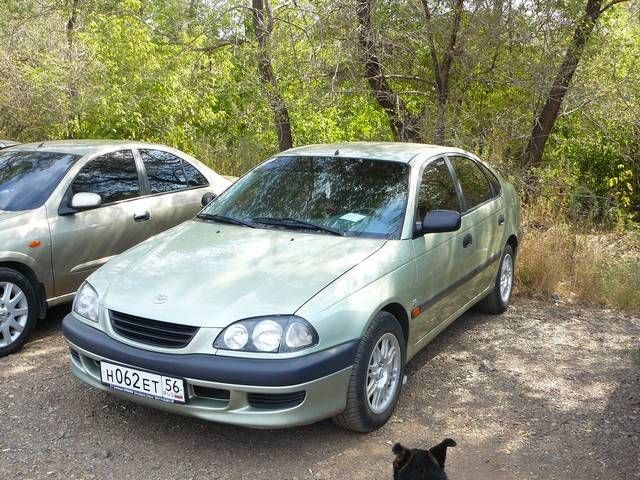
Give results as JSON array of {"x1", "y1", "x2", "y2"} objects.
[{"x1": 100, "y1": 361, "x2": 185, "y2": 404}]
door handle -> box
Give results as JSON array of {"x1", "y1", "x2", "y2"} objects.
[
  {"x1": 133, "y1": 211, "x2": 151, "y2": 222},
  {"x1": 498, "y1": 214, "x2": 505, "y2": 225},
  {"x1": 462, "y1": 233, "x2": 473, "y2": 248}
]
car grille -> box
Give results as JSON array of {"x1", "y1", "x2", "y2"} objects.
[
  {"x1": 247, "y1": 391, "x2": 306, "y2": 410},
  {"x1": 109, "y1": 310, "x2": 199, "y2": 348}
]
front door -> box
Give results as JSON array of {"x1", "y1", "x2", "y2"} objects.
[
  {"x1": 411, "y1": 158, "x2": 465, "y2": 342},
  {"x1": 48, "y1": 150, "x2": 155, "y2": 296}
]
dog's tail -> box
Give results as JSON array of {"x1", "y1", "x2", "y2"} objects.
[{"x1": 429, "y1": 438, "x2": 456, "y2": 468}]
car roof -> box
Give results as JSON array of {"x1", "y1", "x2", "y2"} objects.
[
  {"x1": 281, "y1": 142, "x2": 469, "y2": 163},
  {"x1": 3, "y1": 139, "x2": 174, "y2": 156}
]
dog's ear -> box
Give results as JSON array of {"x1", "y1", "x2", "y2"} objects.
[
  {"x1": 429, "y1": 438, "x2": 456, "y2": 469},
  {"x1": 392, "y1": 443, "x2": 411, "y2": 471}
]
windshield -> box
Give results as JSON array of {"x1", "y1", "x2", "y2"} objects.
[
  {"x1": 0, "y1": 150, "x2": 80, "y2": 211},
  {"x1": 202, "y1": 155, "x2": 410, "y2": 239}
]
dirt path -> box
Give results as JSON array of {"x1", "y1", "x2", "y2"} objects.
[{"x1": 1, "y1": 298, "x2": 638, "y2": 480}]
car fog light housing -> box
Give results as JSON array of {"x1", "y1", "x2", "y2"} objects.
[
  {"x1": 214, "y1": 316, "x2": 318, "y2": 353},
  {"x1": 73, "y1": 282, "x2": 99, "y2": 322}
]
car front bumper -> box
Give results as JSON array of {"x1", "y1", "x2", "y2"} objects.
[{"x1": 62, "y1": 314, "x2": 356, "y2": 428}]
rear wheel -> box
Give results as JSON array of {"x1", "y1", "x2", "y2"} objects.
[
  {"x1": 0, "y1": 268, "x2": 38, "y2": 357},
  {"x1": 478, "y1": 244, "x2": 514, "y2": 314},
  {"x1": 333, "y1": 311, "x2": 405, "y2": 432}
]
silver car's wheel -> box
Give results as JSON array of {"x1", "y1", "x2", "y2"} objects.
[
  {"x1": 0, "y1": 282, "x2": 29, "y2": 348},
  {"x1": 499, "y1": 253, "x2": 513, "y2": 303},
  {"x1": 366, "y1": 333, "x2": 401, "y2": 414}
]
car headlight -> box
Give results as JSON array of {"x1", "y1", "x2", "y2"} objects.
[
  {"x1": 214, "y1": 316, "x2": 318, "y2": 353},
  {"x1": 73, "y1": 282, "x2": 99, "y2": 322}
]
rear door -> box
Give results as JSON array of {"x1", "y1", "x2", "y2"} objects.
[
  {"x1": 136, "y1": 148, "x2": 211, "y2": 235},
  {"x1": 49, "y1": 150, "x2": 155, "y2": 296},
  {"x1": 447, "y1": 155, "x2": 504, "y2": 302}
]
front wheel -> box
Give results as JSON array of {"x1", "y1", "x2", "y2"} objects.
[
  {"x1": 478, "y1": 244, "x2": 515, "y2": 314},
  {"x1": 0, "y1": 268, "x2": 38, "y2": 357},
  {"x1": 333, "y1": 311, "x2": 406, "y2": 432}
]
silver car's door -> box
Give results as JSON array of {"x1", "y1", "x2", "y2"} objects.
[
  {"x1": 410, "y1": 157, "x2": 465, "y2": 342},
  {"x1": 136, "y1": 148, "x2": 211, "y2": 235},
  {"x1": 447, "y1": 155, "x2": 504, "y2": 302},
  {"x1": 48, "y1": 150, "x2": 154, "y2": 296}
]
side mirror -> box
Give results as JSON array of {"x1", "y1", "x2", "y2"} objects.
[
  {"x1": 420, "y1": 210, "x2": 461, "y2": 234},
  {"x1": 201, "y1": 192, "x2": 217, "y2": 207},
  {"x1": 71, "y1": 192, "x2": 102, "y2": 210}
]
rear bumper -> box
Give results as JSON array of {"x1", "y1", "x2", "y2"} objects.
[{"x1": 63, "y1": 314, "x2": 356, "y2": 428}]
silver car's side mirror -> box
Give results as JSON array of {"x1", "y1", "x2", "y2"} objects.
[
  {"x1": 201, "y1": 192, "x2": 217, "y2": 207},
  {"x1": 71, "y1": 192, "x2": 102, "y2": 210}
]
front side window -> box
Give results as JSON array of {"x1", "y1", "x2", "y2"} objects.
[
  {"x1": 139, "y1": 149, "x2": 187, "y2": 194},
  {"x1": 449, "y1": 156, "x2": 493, "y2": 210},
  {"x1": 202, "y1": 155, "x2": 411, "y2": 239},
  {"x1": 0, "y1": 150, "x2": 79, "y2": 211},
  {"x1": 416, "y1": 158, "x2": 460, "y2": 221},
  {"x1": 71, "y1": 150, "x2": 140, "y2": 204},
  {"x1": 182, "y1": 161, "x2": 208, "y2": 187}
]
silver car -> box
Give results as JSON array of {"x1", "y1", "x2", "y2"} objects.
[{"x1": 0, "y1": 140, "x2": 231, "y2": 356}]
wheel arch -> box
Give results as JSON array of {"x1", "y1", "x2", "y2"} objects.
[
  {"x1": 0, "y1": 261, "x2": 47, "y2": 319},
  {"x1": 379, "y1": 302, "x2": 410, "y2": 345},
  {"x1": 506, "y1": 234, "x2": 518, "y2": 257}
]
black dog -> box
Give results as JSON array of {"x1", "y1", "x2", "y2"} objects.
[{"x1": 392, "y1": 438, "x2": 457, "y2": 480}]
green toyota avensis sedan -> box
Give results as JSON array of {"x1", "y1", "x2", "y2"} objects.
[{"x1": 63, "y1": 142, "x2": 522, "y2": 432}]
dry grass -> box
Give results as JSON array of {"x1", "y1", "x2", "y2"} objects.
[{"x1": 516, "y1": 221, "x2": 640, "y2": 312}]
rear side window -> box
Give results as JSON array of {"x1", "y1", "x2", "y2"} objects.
[
  {"x1": 450, "y1": 156, "x2": 493, "y2": 210},
  {"x1": 71, "y1": 150, "x2": 140, "y2": 204},
  {"x1": 139, "y1": 149, "x2": 187, "y2": 194},
  {"x1": 416, "y1": 158, "x2": 460, "y2": 220},
  {"x1": 480, "y1": 163, "x2": 502, "y2": 196},
  {"x1": 182, "y1": 161, "x2": 208, "y2": 187}
]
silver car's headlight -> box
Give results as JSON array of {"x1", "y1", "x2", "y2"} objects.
[
  {"x1": 73, "y1": 282, "x2": 99, "y2": 322},
  {"x1": 214, "y1": 316, "x2": 318, "y2": 353}
]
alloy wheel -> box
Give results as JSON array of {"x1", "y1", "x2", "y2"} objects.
[
  {"x1": 366, "y1": 332, "x2": 401, "y2": 414},
  {"x1": 0, "y1": 282, "x2": 29, "y2": 348}
]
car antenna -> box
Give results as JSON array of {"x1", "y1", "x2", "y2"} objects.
[
  {"x1": 37, "y1": 141, "x2": 45, "y2": 148},
  {"x1": 334, "y1": 149, "x2": 340, "y2": 156}
]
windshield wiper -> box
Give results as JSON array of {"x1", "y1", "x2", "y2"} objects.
[
  {"x1": 197, "y1": 213, "x2": 256, "y2": 228},
  {"x1": 253, "y1": 217, "x2": 344, "y2": 236}
]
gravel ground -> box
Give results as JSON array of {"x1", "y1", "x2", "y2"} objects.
[{"x1": 1, "y1": 298, "x2": 639, "y2": 480}]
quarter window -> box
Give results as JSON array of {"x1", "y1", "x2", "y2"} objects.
[
  {"x1": 416, "y1": 158, "x2": 460, "y2": 220},
  {"x1": 450, "y1": 156, "x2": 493, "y2": 210},
  {"x1": 71, "y1": 150, "x2": 140, "y2": 204},
  {"x1": 182, "y1": 161, "x2": 208, "y2": 187},
  {"x1": 139, "y1": 149, "x2": 187, "y2": 194}
]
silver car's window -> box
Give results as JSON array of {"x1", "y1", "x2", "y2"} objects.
[
  {"x1": 182, "y1": 161, "x2": 208, "y2": 187},
  {"x1": 139, "y1": 149, "x2": 187, "y2": 194},
  {"x1": 417, "y1": 159, "x2": 460, "y2": 221},
  {"x1": 0, "y1": 150, "x2": 79, "y2": 211},
  {"x1": 71, "y1": 150, "x2": 140, "y2": 204},
  {"x1": 450, "y1": 156, "x2": 493, "y2": 210},
  {"x1": 203, "y1": 155, "x2": 410, "y2": 239}
]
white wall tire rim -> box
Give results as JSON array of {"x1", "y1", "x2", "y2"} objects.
[
  {"x1": 499, "y1": 253, "x2": 513, "y2": 303},
  {"x1": 0, "y1": 282, "x2": 29, "y2": 348},
  {"x1": 366, "y1": 332, "x2": 401, "y2": 414}
]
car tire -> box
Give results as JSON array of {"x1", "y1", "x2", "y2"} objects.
[
  {"x1": 0, "y1": 268, "x2": 38, "y2": 357},
  {"x1": 333, "y1": 311, "x2": 406, "y2": 433},
  {"x1": 477, "y1": 244, "x2": 515, "y2": 315}
]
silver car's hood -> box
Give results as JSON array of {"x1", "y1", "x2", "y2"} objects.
[
  {"x1": 0, "y1": 210, "x2": 28, "y2": 223},
  {"x1": 95, "y1": 221, "x2": 386, "y2": 328}
]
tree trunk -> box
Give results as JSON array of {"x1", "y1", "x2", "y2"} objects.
[
  {"x1": 522, "y1": 0, "x2": 626, "y2": 167},
  {"x1": 66, "y1": 0, "x2": 80, "y2": 138},
  {"x1": 251, "y1": 0, "x2": 293, "y2": 151},
  {"x1": 421, "y1": 0, "x2": 464, "y2": 145},
  {"x1": 356, "y1": 0, "x2": 422, "y2": 142}
]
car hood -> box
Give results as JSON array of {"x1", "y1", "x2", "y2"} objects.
[
  {"x1": 96, "y1": 221, "x2": 386, "y2": 328},
  {"x1": 0, "y1": 209, "x2": 28, "y2": 224}
]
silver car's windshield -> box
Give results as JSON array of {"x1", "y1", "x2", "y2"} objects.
[
  {"x1": 0, "y1": 150, "x2": 80, "y2": 211},
  {"x1": 201, "y1": 155, "x2": 410, "y2": 239}
]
